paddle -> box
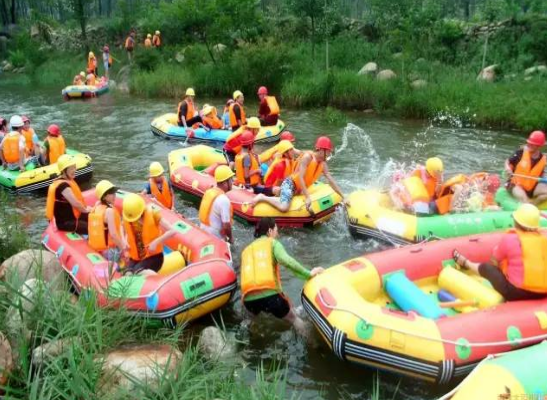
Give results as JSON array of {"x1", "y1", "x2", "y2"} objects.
[
  {"x1": 438, "y1": 300, "x2": 478, "y2": 309},
  {"x1": 509, "y1": 173, "x2": 547, "y2": 184}
]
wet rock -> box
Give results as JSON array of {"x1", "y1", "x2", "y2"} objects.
[
  {"x1": 358, "y1": 62, "x2": 378, "y2": 76},
  {"x1": 98, "y1": 344, "x2": 182, "y2": 394},
  {"x1": 0, "y1": 249, "x2": 63, "y2": 287},
  {"x1": 0, "y1": 332, "x2": 13, "y2": 387},
  {"x1": 411, "y1": 79, "x2": 428, "y2": 89},
  {"x1": 32, "y1": 337, "x2": 80, "y2": 368},
  {"x1": 477, "y1": 65, "x2": 497, "y2": 82},
  {"x1": 377, "y1": 69, "x2": 397, "y2": 81},
  {"x1": 198, "y1": 326, "x2": 236, "y2": 360}
]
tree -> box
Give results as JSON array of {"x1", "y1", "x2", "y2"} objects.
[
  {"x1": 289, "y1": 0, "x2": 326, "y2": 60},
  {"x1": 68, "y1": 0, "x2": 92, "y2": 47}
]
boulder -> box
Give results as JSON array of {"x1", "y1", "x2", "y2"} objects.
[
  {"x1": 3, "y1": 62, "x2": 13, "y2": 72},
  {"x1": 411, "y1": 79, "x2": 428, "y2": 89},
  {"x1": 98, "y1": 344, "x2": 182, "y2": 394},
  {"x1": 358, "y1": 62, "x2": 378, "y2": 76},
  {"x1": 30, "y1": 24, "x2": 40, "y2": 38},
  {"x1": 524, "y1": 65, "x2": 547, "y2": 76},
  {"x1": 0, "y1": 249, "x2": 63, "y2": 286},
  {"x1": 32, "y1": 337, "x2": 80, "y2": 368},
  {"x1": 477, "y1": 65, "x2": 497, "y2": 82},
  {"x1": 213, "y1": 43, "x2": 226, "y2": 54},
  {"x1": 198, "y1": 326, "x2": 236, "y2": 360},
  {"x1": 0, "y1": 332, "x2": 13, "y2": 387},
  {"x1": 4, "y1": 279, "x2": 42, "y2": 349},
  {"x1": 376, "y1": 69, "x2": 397, "y2": 81},
  {"x1": 175, "y1": 51, "x2": 185, "y2": 63}
]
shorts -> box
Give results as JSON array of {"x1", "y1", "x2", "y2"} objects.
[
  {"x1": 251, "y1": 185, "x2": 274, "y2": 196},
  {"x1": 103, "y1": 248, "x2": 121, "y2": 263},
  {"x1": 126, "y1": 253, "x2": 164, "y2": 274},
  {"x1": 223, "y1": 149, "x2": 236, "y2": 164},
  {"x1": 103, "y1": 61, "x2": 109, "y2": 71},
  {"x1": 279, "y1": 178, "x2": 296, "y2": 205},
  {"x1": 244, "y1": 293, "x2": 291, "y2": 319},
  {"x1": 506, "y1": 181, "x2": 536, "y2": 198},
  {"x1": 478, "y1": 263, "x2": 546, "y2": 301}
]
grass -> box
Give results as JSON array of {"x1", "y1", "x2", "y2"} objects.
[{"x1": 0, "y1": 192, "x2": 29, "y2": 263}]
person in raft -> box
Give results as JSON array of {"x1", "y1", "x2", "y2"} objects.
[
  {"x1": 20, "y1": 115, "x2": 42, "y2": 164},
  {"x1": 0, "y1": 115, "x2": 30, "y2": 172},
  {"x1": 88, "y1": 180, "x2": 125, "y2": 263},
  {"x1": 46, "y1": 155, "x2": 91, "y2": 234},
  {"x1": 262, "y1": 140, "x2": 297, "y2": 191},
  {"x1": 234, "y1": 130, "x2": 274, "y2": 195},
  {"x1": 141, "y1": 162, "x2": 175, "y2": 210},
  {"x1": 177, "y1": 88, "x2": 202, "y2": 129},
  {"x1": 73, "y1": 72, "x2": 83, "y2": 85},
  {"x1": 121, "y1": 193, "x2": 176, "y2": 275},
  {"x1": 41, "y1": 124, "x2": 66, "y2": 165},
  {"x1": 198, "y1": 165, "x2": 234, "y2": 243},
  {"x1": 201, "y1": 104, "x2": 223, "y2": 130},
  {"x1": 259, "y1": 131, "x2": 299, "y2": 165},
  {"x1": 256, "y1": 86, "x2": 279, "y2": 126},
  {"x1": 251, "y1": 136, "x2": 348, "y2": 214},
  {"x1": 223, "y1": 117, "x2": 261, "y2": 166},
  {"x1": 505, "y1": 130, "x2": 547, "y2": 205},
  {"x1": 228, "y1": 90, "x2": 246, "y2": 131},
  {"x1": 86, "y1": 68, "x2": 96, "y2": 86},
  {"x1": 453, "y1": 203, "x2": 547, "y2": 301},
  {"x1": 87, "y1": 51, "x2": 97, "y2": 76},
  {"x1": 241, "y1": 218, "x2": 324, "y2": 334}
]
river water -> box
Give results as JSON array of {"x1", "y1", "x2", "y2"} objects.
[{"x1": 0, "y1": 86, "x2": 524, "y2": 399}]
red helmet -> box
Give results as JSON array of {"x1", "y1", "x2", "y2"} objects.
[
  {"x1": 257, "y1": 86, "x2": 268, "y2": 95},
  {"x1": 240, "y1": 131, "x2": 255, "y2": 146},
  {"x1": 47, "y1": 124, "x2": 61, "y2": 136},
  {"x1": 0, "y1": 117, "x2": 5, "y2": 125},
  {"x1": 21, "y1": 115, "x2": 30, "y2": 123},
  {"x1": 280, "y1": 131, "x2": 295, "y2": 142},
  {"x1": 487, "y1": 174, "x2": 501, "y2": 193},
  {"x1": 527, "y1": 130, "x2": 546, "y2": 147},
  {"x1": 315, "y1": 136, "x2": 333, "y2": 151}
]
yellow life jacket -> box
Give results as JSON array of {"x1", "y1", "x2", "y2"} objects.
[
  {"x1": 235, "y1": 152, "x2": 261, "y2": 186},
  {"x1": 291, "y1": 152, "x2": 323, "y2": 192},
  {"x1": 45, "y1": 135, "x2": 66, "y2": 164},
  {"x1": 501, "y1": 230, "x2": 547, "y2": 293},
  {"x1": 150, "y1": 177, "x2": 173, "y2": 209},
  {"x1": 401, "y1": 176, "x2": 430, "y2": 205},
  {"x1": 123, "y1": 208, "x2": 162, "y2": 261},
  {"x1": 21, "y1": 128, "x2": 35, "y2": 156},
  {"x1": 46, "y1": 179, "x2": 84, "y2": 221},
  {"x1": 511, "y1": 149, "x2": 546, "y2": 192},
  {"x1": 240, "y1": 237, "x2": 281, "y2": 299},
  {"x1": 2, "y1": 132, "x2": 22, "y2": 163},
  {"x1": 198, "y1": 187, "x2": 233, "y2": 226},
  {"x1": 265, "y1": 96, "x2": 279, "y2": 116},
  {"x1": 411, "y1": 167, "x2": 438, "y2": 200},
  {"x1": 88, "y1": 204, "x2": 122, "y2": 251}
]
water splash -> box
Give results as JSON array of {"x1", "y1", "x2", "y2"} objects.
[{"x1": 432, "y1": 107, "x2": 477, "y2": 129}]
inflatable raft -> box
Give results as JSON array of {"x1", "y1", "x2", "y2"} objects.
[
  {"x1": 151, "y1": 113, "x2": 286, "y2": 144},
  {"x1": 496, "y1": 187, "x2": 547, "y2": 211},
  {"x1": 345, "y1": 189, "x2": 547, "y2": 245},
  {"x1": 302, "y1": 231, "x2": 547, "y2": 384},
  {"x1": 448, "y1": 341, "x2": 547, "y2": 399},
  {"x1": 168, "y1": 145, "x2": 342, "y2": 227},
  {"x1": 0, "y1": 149, "x2": 93, "y2": 193},
  {"x1": 62, "y1": 80, "x2": 109, "y2": 99},
  {"x1": 42, "y1": 189, "x2": 236, "y2": 324}
]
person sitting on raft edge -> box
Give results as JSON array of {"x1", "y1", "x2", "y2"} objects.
[
  {"x1": 505, "y1": 130, "x2": 547, "y2": 206},
  {"x1": 177, "y1": 88, "x2": 202, "y2": 129},
  {"x1": 250, "y1": 135, "x2": 348, "y2": 214},
  {"x1": 453, "y1": 203, "x2": 547, "y2": 301},
  {"x1": 241, "y1": 217, "x2": 324, "y2": 336},
  {"x1": 256, "y1": 86, "x2": 279, "y2": 126},
  {"x1": 142, "y1": 162, "x2": 175, "y2": 211}
]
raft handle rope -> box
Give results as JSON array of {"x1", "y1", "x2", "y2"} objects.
[
  {"x1": 364, "y1": 213, "x2": 402, "y2": 248},
  {"x1": 316, "y1": 290, "x2": 547, "y2": 348}
]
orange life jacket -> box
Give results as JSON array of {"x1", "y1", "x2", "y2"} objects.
[
  {"x1": 235, "y1": 151, "x2": 261, "y2": 186},
  {"x1": 291, "y1": 152, "x2": 323, "y2": 192},
  {"x1": 240, "y1": 237, "x2": 281, "y2": 299},
  {"x1": 435, "y1": 174, "x2": 468, "y2": 215},
  {"x1": 198, "y1": 187, "x2": 233, "y2": 226},
  {"x1": 73, "y1": 76, "x2": 83, "y2": 85},
  {"x1": 21, "y1": 128, "x2": 35, "y2": 156},
  {"x1": 45, "y1": 179, "x2": 84, "y2": 221},
  {"x1": 264, "y1": 156, "x2": 294, "y2": 187},
  {"x1": 88, "y1": 204, "x2": 122, "y2": 251},
  {"x1": 152, "y1": 35, "x2": 161, "y2": 47},
  {"x1": 87, "y1": 57, "x2": 96, "y2": 71},
  {"x1": 86, "y1": 74, "x2": 96, "y2": 86},
  {"x1": 2, "y1": 132, "x2": 22, "y2": 163},
  {"x1": 178, "y1": 99, "x2": 195, "y2": 123},
  {"x1": 511, "y1": 149, "x2": 546, "y2": 192},
  {"x1": 123, "y1": 208, "x2": 162, "y2": 261},
  {"x1": 412, "y1": 167, "x2": 438, "y2": 200},
  {"x1": 45, "y1": 135, "x2": 66, "y2": 164},
  {"x1": 229, "y1": 103, "x2": 246, "y2": 129},
  {"x1": 144, "y1": 38, "x2": 152, "y2": 47},
  {"x1": 149, "y1": 177, "x2": 173, "y2": 209},
  {"x1": 500, "y1": 229, "x2": 547, "y2": 293},
  {"x1": 265, "y1": 96, "x2": 280, "y2": 116},
  {"x1": 125, "y1": 36, "x2": 134, "y2": 50},
  {"x1": 203, "y1": 109, "x2": 223, "y2": 129}
]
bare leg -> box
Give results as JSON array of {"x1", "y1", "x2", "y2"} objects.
[
  {"x1": 453, "y1": 250, "x2": 480, "y2": 274},
  {"x1": 250, "y1": 193, "x2": 290, "y2": 212},
  {"x1": 283, "y1": 308, "x2": 308, "y2": 337},
  {"x1": 532, "y1": 183, "x2": 547, "y2": 205},
  {"x1": 512, "y1": 185, "x2": 531, "y2": 203}
]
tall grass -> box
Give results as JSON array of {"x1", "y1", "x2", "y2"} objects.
[{"x1": 0, "y1": 192, "x2": 29, "y2": 263}]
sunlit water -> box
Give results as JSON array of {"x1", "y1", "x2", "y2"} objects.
[{"x1": 0, "y1": 85, "x2": 524, "y2": 399}]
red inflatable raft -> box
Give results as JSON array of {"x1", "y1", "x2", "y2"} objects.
[{"x1": 42, "y1": 189, "x2": 236, "y2": 324}]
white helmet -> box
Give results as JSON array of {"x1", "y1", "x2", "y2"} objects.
[{"x1": 10, "y1": 115, "x2": 24, "y2": 128}]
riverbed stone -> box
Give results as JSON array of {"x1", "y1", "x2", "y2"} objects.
[
  {"x1": 198, "y1": 326, "x2": 236, "y2": 360},
  {"x1": 377, "y1": 69, "x2": 397, "y2": 81},
  {"x1": 477, "y1": 64, "x2": 497, "y2": 82},
  {"x1": 0, "y1": 332, "x2": 13, "y2": 387},
  {"x1": 358, "y1": 62, "x2": 378, "y2": 76},
  {"x1": 411, "y1": 79, "x2": 428, "y2": 89},
  {"x1": 98, "y1": 344, "x2": 182, "y2": 394},
  {"x1": 32, "y1": 337, "x2": 81, "y2": 368},
  {"x1": 0, "y1": 249, "x2": 63, "y2": 286}
]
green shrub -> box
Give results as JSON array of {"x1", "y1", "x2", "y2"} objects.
[
  {"x1": 8, "y1": 50, "x2": 26, "y2": 68},
  {"x1": 0, "y1": 192, "x2": 29, "y2": 263},
  {"x1": 134, "y1": 48, "x2": 161, "y2": 72}
]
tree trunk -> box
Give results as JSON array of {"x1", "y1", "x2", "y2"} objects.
[
  {"x1": 0, "y1": 0, "x2": 9, "y2": 26},
  {"x1": 10, "y1": 0, "x2": 16, "y2": 23},
  {"x1": 97, "y1": 0, "x2": 102, "y2": 15},
  {"x1": 203, "y1": 34, "x2": 217, "y2": 65},
  {"x1": 462, "y1": 0, "x2": 470, "y2": 20},
  {"x1": 106, "y1": 0, "x2": 111, "y2": 16},
  {"x1": 311, "y1": 15, "x2": 315, "y2": 61}
]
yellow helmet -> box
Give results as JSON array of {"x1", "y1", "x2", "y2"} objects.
[
  {"x1": 513, "y1": 203, "x2": 540, "y2": 230},
  {"x1": 123, "y1": 193, "x2": 146, "y2": 222},
  {"x1": 214, "y1": 165, "x2": 235, "y2": 183},
  {"x1": 57, "y1": 155, "x2": 76, "y2": 172},
  {"x1": 147, "y1": 33, "x2": 152, "y2": 38},
  {"x1": 95, "y1": 180, "x2": 117, "y2": 200},
  {"x1": 247, "y1": 117, "x2": 261, "y2": 129},
  {"x1": 88, "y1": 51, "x2": 95, "y2": 58},
  {"x1": 277, "y1": 140, "x2": 294, "y2": 154},
  {"x1": 426, "y1": 157, "x2": 444, "y2": 175},
  {"x1": 79, "y1": 71, "x2": 86, "y2": 78},
  {"x1": 155, "y1": 30, "x2": 160, "y2": 35},
  {"x1": 186, "y1": 88, "x2": 195, "y2": 97},
  {"x1": 202, "y1": 105, "x2": 214, "y2": 116},
  {"x1": 233, "y1": 90, "x2": 243, "y2": 100},
  {"x1": 149, "y1": 161, "x2": 165, "y2": 177}
]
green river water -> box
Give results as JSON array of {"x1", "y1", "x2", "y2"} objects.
[{"x1": 0, "y1": 85, "x2": 525, "y2": 399}]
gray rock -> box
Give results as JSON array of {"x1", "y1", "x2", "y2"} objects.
[
  {"x1": 411, "y1": 79, "x2": 428, "y2": 89},
  {"x1": 30, "y1": 24, "x2": 40, "y2": 38},
  {"x1": 524, "y1": 65, "x2": 547, "y2": 76},
  {"x1": 175, "y1": 51, "x2": 185, "y2": 63},
  {"x1": 477, "y1": 65, "x2": 497, "y2": 82},
  {"x1": 213, "y1": 43, "x2": 226, "y2": 54},
  {"x1": 0, "y1": 332, "x2": 13, "y2": 387},
  {"x1": 358, "y1": 62, "x2": 378, "y2": 76},
  {"x1": 0, "y1": 249, "x2": 63, "y2": 286},
  {"x1": 377, "y1": 69, "x2": 397, "y2": 81},
  {"x1": 3, "y1": 62, "x2": 13, "y2": 72},
  {"x1": 32, "y1": 337, "x2": 81, "y2": 368},
  {"x1": 198, "y1": 326, "x2": 236, "y2": 360}
]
